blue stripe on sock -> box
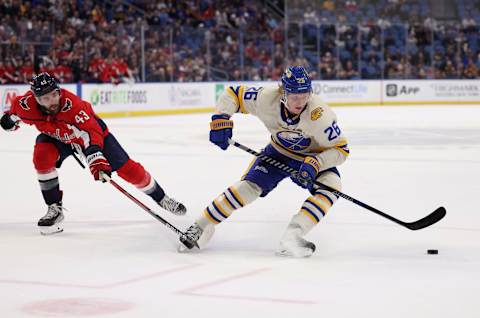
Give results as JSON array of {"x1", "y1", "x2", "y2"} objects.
[
  {"x1": 206, "y1": 206, "x2": 221, "y2": 223},
  {"x1": 303, "y1": 206, "x2": 320, "y2": 222},
  {"x1": 227, "y1": 188, "x2": 244, "y2": 207},
  {"x1": 211, "y1": 201, "x2": 229, "y2": 219}
]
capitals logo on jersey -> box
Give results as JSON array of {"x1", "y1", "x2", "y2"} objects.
[
  {"x1": 276, "y1": 130, "x2": 311, "y2": 151},
  {"x1": 19, "y1": 95, "x2": 31, "y2": 110},
  {"x1": 61, "y1": 98, "x2": 73, "y2": 112}
]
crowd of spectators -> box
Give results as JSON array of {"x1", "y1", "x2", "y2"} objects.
[
  {"x1": 290, "y1": 0, "x2": 480, "y2": 80},
  {"x1": 0, "y1": 0, "x2": 479, "y2": 84}
]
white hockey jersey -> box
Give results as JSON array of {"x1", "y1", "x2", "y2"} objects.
[{"x1": 216, "y1": 85, "x2": 349, "y2": 171}]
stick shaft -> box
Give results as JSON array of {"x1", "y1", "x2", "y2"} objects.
[
  {"x1": 228, "y1": 139, "x2": 445, "y2": 230},
  {"x1": 102, "y1": 173, "x2": 186, "y2": 237}
]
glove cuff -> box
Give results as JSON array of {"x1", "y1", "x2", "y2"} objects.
[
  {"x1": 212, "y1": 114, "x2": 230, "y2": 120},
  {"x1": 304, "y1": 156, "x2": 320, "y2": 174},
  {"x1": 210, "y1": 116, "x2": 233, "y2": 131},
  {"x1": 86, "y1": 151, "x2": 106, "y2": 165},
  {"x1": 84, "y1": 145, "x2": 102, "y2": 156}
]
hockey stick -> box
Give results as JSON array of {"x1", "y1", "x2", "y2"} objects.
[
  {"x1": 228, "y1": 139, "x2": 446, "y2": 230},
  {"x1": 100, "y1": 173, "x2": 197, "y2": 248}
]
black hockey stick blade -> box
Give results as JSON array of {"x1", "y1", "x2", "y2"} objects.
[
  {"x1": 403, "y1": 207, "x2": 446, "y2": 230},
  {"x1": 179, "y1": 235, "x2": 199, "y2": 249}
]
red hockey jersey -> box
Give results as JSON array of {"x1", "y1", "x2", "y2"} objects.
[{"x1": 9, "y1": 89, "x2": 108, "y2": 150}]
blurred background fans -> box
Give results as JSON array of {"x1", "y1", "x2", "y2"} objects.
[{"x1": 0, "y1": 0, "x2": 479, "y2": 84}]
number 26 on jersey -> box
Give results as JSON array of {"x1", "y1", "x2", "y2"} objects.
[{"x1": 324, "y1": 121, "x2": 341, "y2": 141}]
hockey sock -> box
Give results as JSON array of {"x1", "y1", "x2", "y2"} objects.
[
  {"x1": 117, "y1": 159, "x2": 165, "y2": 202},
  {"x1": 294, "y1": 189, "x2": 339, "y2": 234},
  {"x1": 197, "y1": 180, "x2": 261, "y2": 228},
  {"x1": 37, "y1": 169, "x2": 62, "y2": 205},
  {"x1": 33, "y1": 143, "x2": 62, "y2": 205}
]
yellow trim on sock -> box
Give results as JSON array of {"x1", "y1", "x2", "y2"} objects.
[
  {"x1": 315, "y1": 193, "x2": 333, "y2": 207},
  {"x1": 307, "y1": 197, "x2": 328, "y2": 214},
  {"x1": 222, "y1": 193, "x2": 236, "y2": 210},
  {"x1": 301, "y1": 208, "x2": 319, "y2": 224},
  {"x1": 230, "y1": 186, "x2": 245, "y2": 207},
  {"x1": 203, "y1": 209, "x2": 220, "y2": 224},
  {"x1": 214, "y1": 198, "x2": 231, "y2": 217}
]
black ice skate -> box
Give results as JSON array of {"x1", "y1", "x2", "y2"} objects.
[
  {"x1": 158, "y1": 195, "x2": 187, "y2": 215},
  {"x1": 38, "y1": 203, "x2": 65, "y2": 235},
  {"x1": 276, "y1": 224, "x2": 316, "y2": 258},
  {"x1": 178, "y1": 222, "x2": 215, "y2": 252}
]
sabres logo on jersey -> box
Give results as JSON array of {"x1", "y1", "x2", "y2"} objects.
[
  {"x1": 276, "y1": 130, "x2": 311, "y2": 151},
  {"x1": 61, "y1": 98, "x2": 72, "y2": 112},
  {"x1": 311, "y1": 107, "x2": 324, "y2": 121}
]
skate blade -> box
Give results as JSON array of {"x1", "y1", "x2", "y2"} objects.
[
  {"x1": 39, "y1": 226, "x2": 64, "y2": 235},
  {"x1": 177, "y1": 244, "x2": 192, "y2": 253},
  {"x1": 275, "y1": 248, "x2": 313, "y2": 258}
]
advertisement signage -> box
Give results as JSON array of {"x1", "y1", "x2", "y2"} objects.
[{"x1": 1, "y1": 84, "x2": 77, "y2": 113}]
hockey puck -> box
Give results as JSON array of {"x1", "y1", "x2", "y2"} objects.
[
  {"x1": 179, "y1": 236, "x2": 196, "y2": 249},
  {"x1": 427, "y1": 249, "x2": 438, "y2": 255}
]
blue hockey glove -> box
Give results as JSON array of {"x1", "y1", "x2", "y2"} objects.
[
  {"x1": 209, "y1": 114, "x2": 233, "y2": 150},
  {"x1": 291, "y1": 156, "x2": 320, "y2": 189}
]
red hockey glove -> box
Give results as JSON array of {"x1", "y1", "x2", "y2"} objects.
[{"x1": 85, "y1": 146, "x2": 112, "y2": 182}]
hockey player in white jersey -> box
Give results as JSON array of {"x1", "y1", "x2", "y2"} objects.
[{"x1": 181, "y1": 66, "x2": 349, "y2": 257}]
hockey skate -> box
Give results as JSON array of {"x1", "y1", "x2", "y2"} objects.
[
  {"x1": 178, "y1": 222, "x2": 215, "y2": 252},
  {"x1": 158, "y1": 195, "x2": 187, "y2": 215},
  {"x1": 276, "y1": 224, "x2": 316, "y2": 258},
  {"x1": 38, "y1": 203, "x2": 65, "y2": 235}
]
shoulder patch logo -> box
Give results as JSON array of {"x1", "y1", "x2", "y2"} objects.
[
  {"x1": 311, "y1": 107, "x2": 323, "y2": 121},
  {"x1": 61, "y1": 98, "x2": 72, "y2": 112},
  {"x1": 19, "y1": 95, "x2": 31, "y2": 110},
  {"x1": 285, "y1": 68, "x2": 292, "y2": 78}
]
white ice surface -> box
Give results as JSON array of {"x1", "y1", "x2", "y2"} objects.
[{"x1": 0, "y1": 106, "x2": 479, "y2": 318}]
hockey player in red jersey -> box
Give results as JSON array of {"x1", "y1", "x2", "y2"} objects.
[{"x1": 0, "y1": 72, "x2": 186, "y2": 235}]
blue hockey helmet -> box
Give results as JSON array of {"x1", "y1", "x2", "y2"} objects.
[
  {"x1": 281, "y1": 66, "x2": 312, "y2": 94},
  {"x1": 30, "y1": 72, "x2": 59, "y2": 97}
]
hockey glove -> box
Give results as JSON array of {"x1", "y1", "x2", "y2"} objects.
[
  {"x1": 209, "y1": 114, "x2": 233, "y2": 150},
  {"x1": 85, "y1": 146, "x2": 112, "y2": 182},
  {"x1": 291, "y1": 156, "x2": 320, "y2": 189},
  {"x1": 0, "y1": 113, "x2": 20, "y2": 131}
]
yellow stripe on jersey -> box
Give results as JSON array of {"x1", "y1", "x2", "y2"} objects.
[
  {"x1": 227, "y1": 86, "x2": 239, "y2": 100},
  {"x1": 241, "y1": 157, "x2": 257, "y2": 180},
  {"x1": 227, "y1": 86, "x2": 242, "y2": 113},
  {"x1": 238, "y1": 86, "x2": 247, "y2": 114},
  {"x1": 334, "y1": 138, "x2": 350, "y2": 156},
  {"x1": 226, "y1": 86, "x2": 248, "y2": 114}
]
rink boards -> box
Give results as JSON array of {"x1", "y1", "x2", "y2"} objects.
[{"x1": 1, "y1": 80, "x2": 479, "y2": 117}]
